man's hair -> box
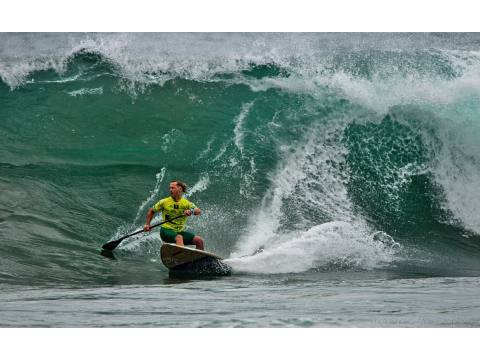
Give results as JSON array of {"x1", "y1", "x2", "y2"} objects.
[{"x1": 171, "y1": 180, "x2": 187, "y2": 192}]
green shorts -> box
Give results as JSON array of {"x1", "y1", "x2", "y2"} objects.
[{"x1": 160, "y1": 227, "x2": 196, "y2": 245}]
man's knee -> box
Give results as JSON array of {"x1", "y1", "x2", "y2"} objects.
[
  {"x1": 175, "y1": 234, "x2": 184, "y2": 246},
  {"x1": 193, "y1": 236, "x2": 204, "y2": 249}
]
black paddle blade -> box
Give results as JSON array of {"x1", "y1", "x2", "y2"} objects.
[
  {"x1": 101, "y1": 228, "x2": 144, "y2": 250},
  {"x1": 102, "y1": 239, "x2": 122, "y2": 251},
  {"x1": 100, "y1": 249, "x2": 116, "y2": 259}
]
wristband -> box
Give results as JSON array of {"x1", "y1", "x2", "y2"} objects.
[{"x1": 190, "y1": 207, "x2": 196, "y2": 215}]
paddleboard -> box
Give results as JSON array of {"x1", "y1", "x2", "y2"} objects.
[{"x1": 160, "y1": 243, "x2": 231, "y2": 276}]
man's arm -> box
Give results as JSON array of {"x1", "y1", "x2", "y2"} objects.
[{"x1": 143, "y1": 208, "x2": 155, "y2": 231}]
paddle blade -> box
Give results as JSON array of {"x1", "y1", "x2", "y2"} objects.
[
  {"x1": 100, "y1": 249, "x2": 116, "y2": 259},
  {"x1": 102, "y1": 239, "x2": 122, "y2": 251},
  {"x1": 101, "y1": 227, "x2": 145, "y2": 251}
]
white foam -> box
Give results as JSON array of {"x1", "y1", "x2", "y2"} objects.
[
  {"x1": 196, "y1": 136, "x2": 215, "y2": 160},
  {"x1": 233, "y1": 101, "x2": 254, "y2": 155},
  {"x1": 133, "y1": 168, "x2": 166, "y2": 224},
  {"x1": 67, "y1": 87, "x2": 103, "y2": 97},
  {"x1": 430, "y1": 116, "x2": 480, "y2": 234},
  {"x1": 186, "y1": 175, "x2": 210, "y2": 197},
  {"x1": 0, "y1": 57, "x2": 63, "y2": 89},
  {"x1": 39, "y1": 73, "x2": 82, "y2": 83},
  {"x1": 227, "y1": 221, "x2": 398, "y2": 274},
  {"x1": 317, "y1": 66, "x2": 480, "y2": 114},
  {"x1": 229, "y1": 119, "x2": 400, "y2": 273},
  {"x1": 212, "y1": 142, "x2": 228, "y2": 162},
  {"x1": 160, "y1": 129, "x2": 181, "y2": 153}
]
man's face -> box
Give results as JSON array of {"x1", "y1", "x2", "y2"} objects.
[{"x1": 169, "y1": 182, "x2": 182, "y2": 197}]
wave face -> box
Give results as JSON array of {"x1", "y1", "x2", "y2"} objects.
[{"x1": 2, "y1": 33, "x2": 480, "y2": 285}]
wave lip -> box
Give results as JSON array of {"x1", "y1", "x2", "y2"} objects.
[{"x1": 2, "y1": 33, "x2": 480, "y2": 92}]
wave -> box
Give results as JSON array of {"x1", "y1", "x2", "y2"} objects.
[{"x1": 2, "y1": 33, "x2": 480, "y2": 282}]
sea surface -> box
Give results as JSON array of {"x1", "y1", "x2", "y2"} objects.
[{"x1": 2, "y1": 33, "x2": 480, "y2": 327}]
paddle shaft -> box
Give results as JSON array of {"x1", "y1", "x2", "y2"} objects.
[{"x1": 102, "y1": 214, "x2": 185, "y2": 251}]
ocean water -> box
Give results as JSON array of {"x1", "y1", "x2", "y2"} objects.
[{"x1": 2, "y1": 33, "x2": 480, "y2": 327}]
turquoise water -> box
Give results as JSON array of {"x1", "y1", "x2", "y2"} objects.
[{"x1": 2, "y1": 33, "x2": 480, "y2": 326}]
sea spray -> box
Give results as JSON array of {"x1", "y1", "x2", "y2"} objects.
[
  {"x1": 226, "y1": 221, "x2": 399, "y2": 274},
  {"x1": 228, "y1": 118, "x2": 400, "y2": 273},
  {"x1": 133, "y1": 167, "x2": 166, "y2": 224}
]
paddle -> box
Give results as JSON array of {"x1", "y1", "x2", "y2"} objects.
[{"x1": 102, "y1": 214, "x2": 185, "y2": 251}]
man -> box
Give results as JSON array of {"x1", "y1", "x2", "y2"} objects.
[{"x1": 143, "y1": 180, "x2": 204, "y2": 250}]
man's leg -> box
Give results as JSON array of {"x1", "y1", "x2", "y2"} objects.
[
  {"x1": 192, "y1": 235, "x2": 204, "y2": 250},
  {"x1": 175, "y1": 234, "x2": 184, "y2": 247},
  {"x1": 160, "y1": 227, "x2": 179, "y2": 244}
]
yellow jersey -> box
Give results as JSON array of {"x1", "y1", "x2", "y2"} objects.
[{"x1": 152, "y1": 196, "x2": 196, "y2": 232}]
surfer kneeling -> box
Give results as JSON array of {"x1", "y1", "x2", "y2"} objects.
[{"x1": 143, "y1": 180, "x2": 204, "y2": 250}]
